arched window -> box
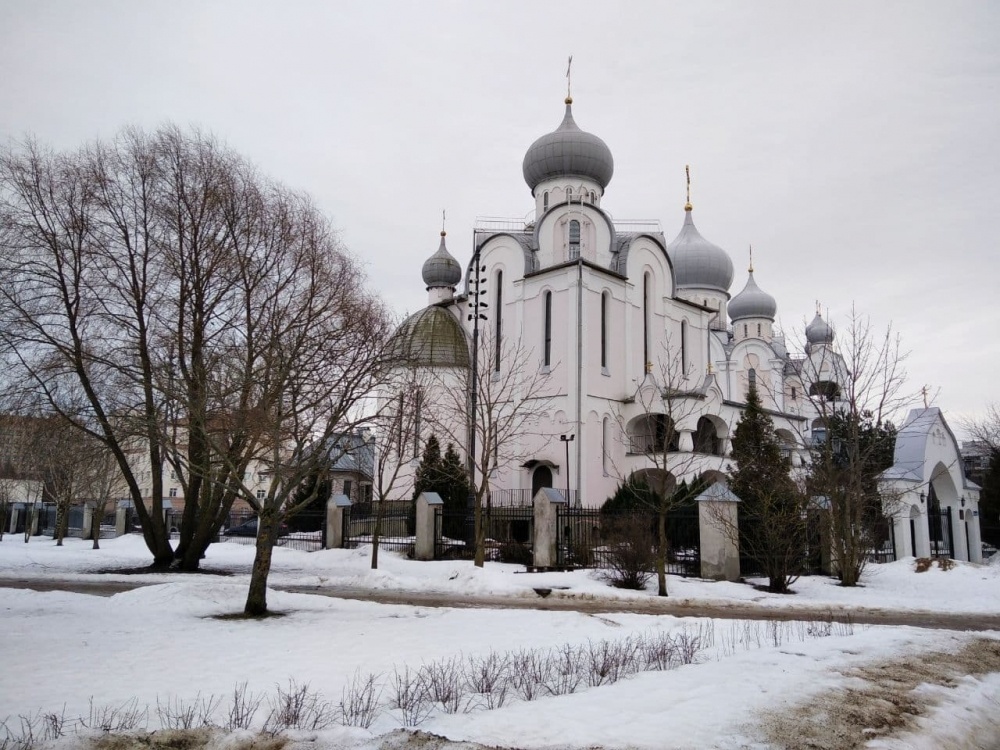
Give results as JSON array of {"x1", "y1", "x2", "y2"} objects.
[
  {"x1": 743, "y1": 324, "x2": 748, "y2": 338},
  {"x1": 757, "y1": 323, "x2": 762, "y2": 337},
  {"x1": 680, "y1": 320, "x2": 688, "y2": 375},
  {"x1": 642, "y1": 273, "x2": 651, "y2": 371},
  {"x1": 566, "y1": 186, "x2": 573, "y2": 201},
  {"x1": 543, "y1": 291, "x2": 552, "y2": 367},
  {"x1": 748, "y1": 367, "x2": 757, "y2": 393},
  {"x1": 602, "y1": 417, "x2": 610, "y2": 475},
  {"x1": 569, "y1": 220, "x2": 581, "y2": 260},
  {"x1": 494, "y1": 270, "x2": 503, "y2": 372},
  {"x1": 412, "y1": 387, "x2": 422, "y2": 457},
  {"x1": 543, "y1": 191, "x2": 549, "y2": 211},
  {"x1": 589, "y1": 190, "x2": 596, "y2": 203},
  {"x1": 600, "y1": 292, "x2": 608, "y2": 369}
]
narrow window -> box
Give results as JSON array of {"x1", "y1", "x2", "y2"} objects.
[
  {"x1": 494, "y1": 270, "x2": 503, "y2": 371},
  {"x1": 748, "y1": 368, "x2": 757, "y2": 391},
  {"x1": 543, "y1": 291, "x2": 552, "y2": 366},
  {"x1": 569, "y1": 220, "x2": 580, "y2": 260},
  {"x1": 791, "y1": 386, "x2": 797, "y2": 400},
  {"x1": 600, "y1": 292, "x2": 608, "y2": 369},
  {"x1": 642, "y1": 273, "x2": 650, "y2": 370},
  {"x1": 343, "y1": 480, "x2": 353, "y2": 500},
  {"x1": 566, "y1": 187, "x2": 573, "y2": 201},
  {"x1": 543, "y1": 191, "x2": 549, "y2": 211},
  {"x1": 412, "y1": 387, "x2": 422, "y2": 457},
  {"x1": 602, "y1": 417, "x2": 609, "y2": 475},
  {"x1": 590, "y1": 190, "x2": 596, "y2": 203},
  {"x1": 397, "y1": 393, "x2": 405, "y2": 454},
  {"x1": 743, "y1": 324, "x2": 748, "y2": 338},
  {"x1": 681, "y1": 320, "x2": 688, "y2": 375},
  {"x1": 757, "y1": 323, "x2": 761, "y2": 337}
]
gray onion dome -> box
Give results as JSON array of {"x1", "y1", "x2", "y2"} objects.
[
  {"x1": 421, "y1": 231, "x2": 462, "y2": 289},
  {"x1": 522, "y1": 98, "x2": 614, "y2": 193},
  {"x1": 388, "y1": 306, "x2": 470, "y2": 369},
  {"x1": 805, "y1": 312, "x2": 835, "y2": 345},
  {"x1": 729, "y1": 270, "x2": 777, "y2": 321},
  {"x1": 666, "y1": 208, "x2": 734, "y2": 293}
]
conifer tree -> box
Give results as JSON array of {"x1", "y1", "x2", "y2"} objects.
[{"x1": 730, "y1": 383, "x2": 807, "y2": 593}]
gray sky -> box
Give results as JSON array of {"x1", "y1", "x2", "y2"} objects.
[{"x1": 2, "y1": 1, "x2": 998, "y2": 432}]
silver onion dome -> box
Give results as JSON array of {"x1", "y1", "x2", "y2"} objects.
[
  {"x1": 522, "y1": 98, "x2": 614, "y2": 193},
  {"x1": 805, "y1": 312, "x2": 835, "y2": 345},
  {"x1": 666, "y1": 208, "x2": 734, "y2": 293},
  {"x1": 421, "y1": 231, "x2": 462, "y2": 289},
  {"x1": 729, "y1": 269, "x2": 777, "y2": 321}
]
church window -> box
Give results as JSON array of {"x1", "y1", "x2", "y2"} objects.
[
  {"x1": 566, "y1": 187, "x2": 573, "y2": 201},
  {"x1": 748, "y1": 368, "x2": 757, "y2": 392},
  {"x1": 602, "y1": 417, "x2": 609, "y2": 475},
  {"x1": 642, "y1": 273, "x2": 651, "y2": 370},
  {"x1": 757, "y1": 323, "x2": 761, "y2": 337},
  {"x1": 569, "y1": 220, "x2": 581, "y2": 259},
  {"x1": 743, "y1": 324, "x2": 748, "y2": 338},
  {"x1": 791, "y1": 386, "x2": 797, "y2": 400},
  {"x1": 681, "y1": 320, "x2": 688, "y2": 375},
  {"x1": 543, "y1": 291, "x2": 552, "y2": 367},
  {"x1": 543, "y1": 191, "x2": 549, "y2": 211},
  {"x1": 589, "y1": 190, "x2": 596, "y2": 203},
  {"x1": 600, "y1": 292, "x2": 608, "y2": 369},
  {"x1": 397, "y1": 393, "x2": 405, "y2": 454},
  {"x1": 412, "y1": 387, "x2": 422, "y2": 458},
  {"x1": 494, "y1": 271, "x2": 503, "y2": 371}
]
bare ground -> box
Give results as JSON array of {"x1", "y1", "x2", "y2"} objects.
[{"x1": 755, "y1": 637, "x2": 1000, "y2": 750}]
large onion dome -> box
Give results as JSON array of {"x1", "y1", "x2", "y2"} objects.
[
  {"x1": 522, "y1": 98, "x2": 614, "y2": 193},
  {"x1": 421, "y1": 231, "x2": 462, "y2": 289},
  {"x1": 388, "y1": 306, "x2": 470, "y2": 369},
  {"x1": 805, "y1": 311, "x2": 835, "y2": 345},
  {"x1": 729, "y1": 269, "x2": 777, "y2": 321},
  {"x1": 666, "y1": 208, "x2": 734, "y2": 293}
]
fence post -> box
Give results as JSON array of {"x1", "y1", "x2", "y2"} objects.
[
  {"x1": 9, "y1": 506, "x2": 19, "y2": 535},
  {"x1": 326, "y1": 494, "x2": 351, "y2": 550},
  {"x1": 532, "y1": 487, "x2": 566, "y2": 568},
  {"x1": 414, "y1": 492, "x2": 443, "y2": 561},
  {"x1": 115, "y1": 507, "x2": 127, "y2": 537},
  {"x1": 81, "y1": 503, "x2": 94, "y2": 539},
  {"x1": 695, "y1": 484, "x2": 741, "y2": 582}
]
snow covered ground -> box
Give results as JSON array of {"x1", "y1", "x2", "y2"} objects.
[{"x1": 1, "y1": 534, "x2": 999, "y2": 749}]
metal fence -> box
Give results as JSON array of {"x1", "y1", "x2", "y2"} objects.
[
  {"x1": 344, "y1": 500, "x2": 414, "y2": 555},
  {"x1": 434, "y1": 505, "x2": 534, "y2": 563},
  {"x1": 219, "y1": 507, "x2": 326, "y2": 552},
  {"x1": 556, "y1": 505, "x2": 701, "y2": 576}
]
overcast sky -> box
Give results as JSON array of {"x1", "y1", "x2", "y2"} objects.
[{"x1": 2, "y1": 1, "x2": 997, "y2": 432}]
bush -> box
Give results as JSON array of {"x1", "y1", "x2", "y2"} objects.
[{"x1": 599, "y1": 515, "x2": 656, "y2": 590}]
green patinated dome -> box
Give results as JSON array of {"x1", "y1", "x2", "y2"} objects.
[{"x1": 389, "y1": 305, "x2": 470, "y2": 369}]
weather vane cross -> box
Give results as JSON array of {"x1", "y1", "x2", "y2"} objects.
[
  {"x1": 748, "y1": 244, "x2": 754, "y2": 273},
  {"x1": 566, "y1": 55, "x2": 573, "y2": 99},
  {"x1": 441, "y1": 208, "x2": 446, "y2": 235},
  {"x1": 685, "y1": 164, "x2": 691, "y2": 207}
]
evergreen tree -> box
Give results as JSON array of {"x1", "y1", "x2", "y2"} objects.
[
  {"x1": 730, "y1": 384, "x2": 807, "y2": 593},
  {"x1": 412, "y1": 435, "x2": 443, "y2": 502},
  {"x1": 287, "y1": 471, "x2": 332, "y2": 532},
  {"x1": 412, "y1": 435, "x2": 470, "y2": 539}
]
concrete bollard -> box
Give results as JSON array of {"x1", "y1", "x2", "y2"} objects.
[
  {"x1": 115, "y1": 507, "x2": 127, "y2": 537},
  {"x1": 695, "y1": 484, "x2": 742, "y2": 581},
  {"x1": 81, "y1": 504, "x2": 94, "y2": 539}
]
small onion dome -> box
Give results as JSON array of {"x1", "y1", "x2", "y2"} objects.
[
  {"x1": 729, "y1": 270, "x2": 777, "y2": 321},
  {"x1": 805, "y1": 312, "x2": 835, "y2": 345},
  {"x1": 522, "y1": 98, "x2": 614, "y2": 193},
  {"x1": 666, "y1": 209, "x2": 734, "y2": 293},
  {"x1": 388, "y1": 305, "x2": 470, "y2": 369},
  {"x1": 421, "y1": 231, "x2": 462, "y2": 289}
]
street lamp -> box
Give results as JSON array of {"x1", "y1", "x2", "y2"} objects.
[
  {"x1": 466, "y1": 245, "x2": 487, "y2": 545},
  {"x1": 560, "y1": 434, "x2": 575, "y2": 504}
]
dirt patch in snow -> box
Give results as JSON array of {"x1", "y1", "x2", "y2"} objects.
[{"x1": 756, "y1": 637, "x2": 1000, "y2": 750}]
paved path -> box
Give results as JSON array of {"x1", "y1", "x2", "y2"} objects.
[{"x1": 3, "y1": 577, "x2": 999, "y2": 631}]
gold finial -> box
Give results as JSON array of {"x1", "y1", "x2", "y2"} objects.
[
  {"x1": 566, "y1": 54, "x2": 573, "y2": 103},
  {"x1": 748, "y1": 245, "x2": 754, "y2": 273},
  {"x1": 645, "y1": 361, "x2": 653, "y2": 375},
  {"x1": 684, "y1": 165, "x2": 692, "y2": 211},
  {"x1": 441, "y1": 209, "x2": 446, "y2": 237}
]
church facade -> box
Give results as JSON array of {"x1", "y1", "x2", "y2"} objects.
[{"x1": 387, "y1": 93, "x2": 983, "y2": 563}]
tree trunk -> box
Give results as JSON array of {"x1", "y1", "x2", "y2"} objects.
[
  {"x1": 370, "y1": 502, "x2": 383, "y2": 570},
  {"x1": 244, "y1": 512, "x2": 278, "y2": 616},
  {"x1": 656, "y1": 509, "x2": 668, "y2": 596},
  {"x1": 473, "y1": 495, "x2": 485, "y2": 568},
  {"x1": 92, "y1": 509, "x2": 101, "y2": 550}
]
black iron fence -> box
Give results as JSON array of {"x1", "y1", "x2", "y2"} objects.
[
  {"x1": 434, "y1": 505, "x2": 534, "y2": 563},
  {"x1": 344, "y1": 500, "x2": 414, "y2": 555},
  {"x1": 867, "y1": 516, "x2": 897, "y2": 565},
  {"x1": 556, "y1": 505, "x2": 701, "y2": 577},
  {"x1": 219, "y1": 507, "x2": 326, "y2": 552}
]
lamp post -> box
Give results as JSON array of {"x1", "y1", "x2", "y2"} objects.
[{"x1": 560, "y1": 434, "x2": 574, "y2": 504}]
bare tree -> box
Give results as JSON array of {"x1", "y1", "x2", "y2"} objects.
[
  {"x1": 803, "y1": 307, "x2": 911, "y2": 586},
  {"x1": 429, "y1": 329, "x2": 552, "y2": 568},
  {"x1": 609, "y1": 340, "x2": 725, "y2": 597}
]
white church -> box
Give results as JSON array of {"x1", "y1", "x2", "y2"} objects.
[{"x1": 387, "y1": 92, "x2": 983, "y2": 563}]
